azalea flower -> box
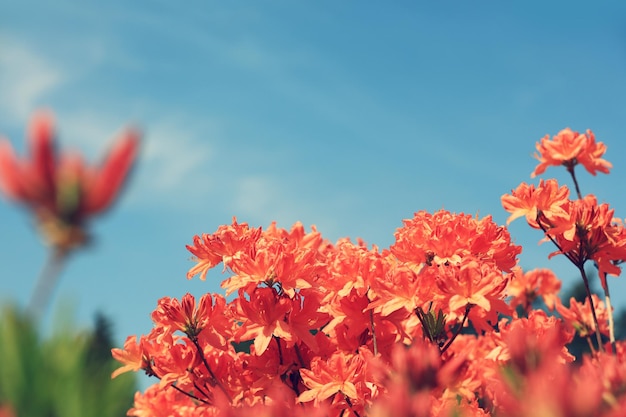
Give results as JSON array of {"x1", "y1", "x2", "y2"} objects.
[
  {"x1": 507, "y1": 268, "x2": 562, "y2": 312},
  {"x1": 111, "y1": 335, "x2": 151, "y2": 379},
  {"x1": 531, "y1": 127, "x2": 612, "y2": 178},
  {"x1": 390, "y1": 210, "x2": 521, "y2": 273},
  {"x1": 152, "y1": 293, "x2": 234, "y2": 349},
  {"x1": 501, "y1": 179, "x2": 570, "y2": 228},
  {"x1": 298, "y1": 350, "x2": 372, "y2": 411},
  {"x1": 556, "y1": 295, "x2": 611, "y2": 339},
  {"x1": 233, "y1": 287, "x2": 294, "y2": 355}
]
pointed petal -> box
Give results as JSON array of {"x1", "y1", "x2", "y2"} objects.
[
  {"x1": 0, "y1": 140, "x2": 27, "y2": 201},
  {"x1": 27, "y1": 110, "x2": 57, "y2": 201},
  {"x1": 84, "y1": 128, "x2": 140, "y2": 215}
]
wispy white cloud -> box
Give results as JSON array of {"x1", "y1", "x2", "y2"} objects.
[
  {"x1": 232, "y1": 175, "x2": 277, "y2": 219},
  {"x1": 0, "y1": 30, "x2": 216, "y2": 210},
  {"x1": 228, "y1": 173, "x2": 348, "y2": 242},
  {"x1": 56, "y1": 110, "x2": 218, "y2": 209},
  {"x1": 0, "y1": 34, "x2": 64, "y2": 124},
  {"x1": 138, "y1": 117, "x2": 215, "y2": 194}
]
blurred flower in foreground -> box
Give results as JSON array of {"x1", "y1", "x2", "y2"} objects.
[
  {"x1": 0, "y1": 110, "x2": 140, "y2": 252},
  {"x1": 0, "y1": 110, "x2": 140, "y2": 315}
]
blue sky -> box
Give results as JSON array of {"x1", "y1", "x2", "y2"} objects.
[{"x1": 2, "y1": 0, "x2": 626, "y2": 380}]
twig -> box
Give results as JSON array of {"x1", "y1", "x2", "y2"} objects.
[
  {"x1": 369, "y1": 309, "x2": 378, "y2": 356},
  {"x1": 579, "y1": 266, "x2": 605, "y2": 352},
  {"x1": 441, "y1": 304, "x2": 471, "y2": 354}
]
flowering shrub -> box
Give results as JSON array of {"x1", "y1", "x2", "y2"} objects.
[{"x1": 111, "y1": 127, "x2": 626, "y2": 416}]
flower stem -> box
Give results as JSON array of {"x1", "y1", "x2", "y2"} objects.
[
  {"x1": 441, "y1": 304, "x2": 471, "y2": 354},
  {"x1": 603, "y1": 287, "x2": 616, "y2": 354},
  {"x1": 369, "y1": 309, "x2": 378, "y2": 356},
  {"x1": 190, "y1": 336, "x2": 233, "y2": 403},
  {"x1": 566, "y1": 164, "x2": 583, "y2": 200},
  {"x1": 27, "y1": 248, "x2": 68, "y2": 319},
  {"x1": 578, "y1": 266, "x2": 604, "y2": 352}
]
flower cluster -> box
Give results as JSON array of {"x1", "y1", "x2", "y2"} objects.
[
  {"x1": 502, "y1": 180, "x2": 626, "y2": 289},
  {"x1": 113, "y1": 127, "x2": 626, "y2": 416}
]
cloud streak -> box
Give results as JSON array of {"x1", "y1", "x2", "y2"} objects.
[{"x1": 0, "y1": 34, "x2": 64, "y2": 124}]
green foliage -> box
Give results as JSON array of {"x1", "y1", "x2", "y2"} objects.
[{"x1": 0, "y1": 304, "x2": 136, "y2": 417}]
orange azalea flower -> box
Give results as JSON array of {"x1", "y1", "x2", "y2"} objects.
[
  {"x1": 495, "y1": 314, "x2": 609, "y2": 417},
  {"x1": 556, "y1": 295, "x2": 610, "y2": 339},
  {"x1": 390, "y1": 210, "x2": 520, "y2": 273},
  {"x1": 0, "y1": 110, "x2": 140, "y2": 251},
  {"x1": 496, "y1": 358, "x2": 602, "y2": 417},
  {"x1": 501, "y1": 179, "x2": 570, "y2": 228},
  {"x1": 586, "y1": 349, "x2": 626, "y2": 411},
  {"x1": 152, "y1": 339, "x2": 200, "y2": 389},
  {"x1": 285, "y1": 289, "x2": 330, "y2": 352},
  {"x1": 187, "y1": 220, "x2": 328, "y2": 295},
  {"x1": 546, "y1": 195, "x2": 626, "y2": 289},
  {"x1": 436, "y1": 260, "x2": 509, "y2": 316},
  {"x1": 324, "y1": 238, "x2": 383, "y2": 297},
  {"x1": 531, "y1": 127, "x2": 612, "y2": 177},
  {"x1": 233, "y1": 287, "x2": 293, "y2": 355},
  {"x1": 152, "y1": 293, "x2": 234, "y2": 349},
  {"x1": 507, "y1": 268, "x2": 562, "y2": 312},
  {"x1": 298, "y1": 350, "x2": 371, "y2": 409},
  {"x1": 224, "y1": 230, "x2": 325, "y2": 297},
  {"x1": 111, "y1": 335, "x2": 151, "y2": 378},
  {"x1": 263, "y1": 220, "x2": 329, "y2": 253},
  {"x1": 127, "y1": 384, "x2": 218, "y2": 417},
  {"x1": 504, "y1": 181, "x2": 626, "y2": 290},
  {"x1": 367, "y1": 263, "x2": 425, "y2": 318},
  {"x1": 186, "y1": 217, "x2": 262, "y2": 280},
  {"x1": 497, "y1": 310, "x2": 574, "y2": 370}
]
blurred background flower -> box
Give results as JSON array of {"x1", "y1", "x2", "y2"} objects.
[{"x1": 0, "y1": 111, "x2": 140, "y2": 316}]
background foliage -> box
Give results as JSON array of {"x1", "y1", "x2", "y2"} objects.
[{"x1": 0, "y1": 304, "x2": 136, "y2": 417}]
